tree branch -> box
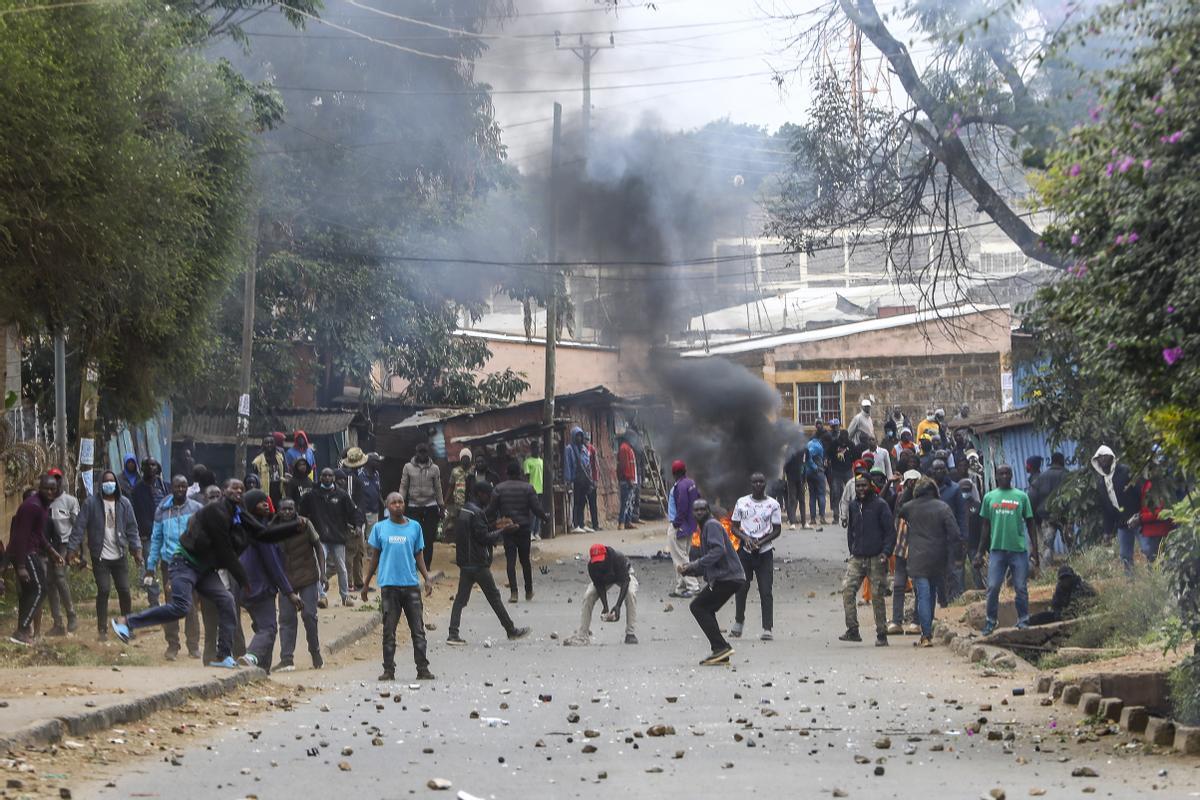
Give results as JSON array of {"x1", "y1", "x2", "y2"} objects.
[{"x1": 837, "y1": 0, "x2": 1066, "y2": 268}]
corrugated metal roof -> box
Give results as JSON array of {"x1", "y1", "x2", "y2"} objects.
[
  {"x1": 680, "y1": 304, "x2": 1009, "y2": 357},
  {"x1": 176, "y1": 408, "x2": 359, "y2": 444},
  {"x1": 411, "y1": 386, "x2": 621, "y2": 430}
]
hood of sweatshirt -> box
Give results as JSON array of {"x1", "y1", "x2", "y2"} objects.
[{"x1": 1091, "y1": 444, "x2": 1117, "y2": 475}]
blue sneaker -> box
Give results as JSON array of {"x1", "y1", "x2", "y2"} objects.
[
  {"x1": 207, "y1": 656, "x2": 239, "y2": 669},
  {"x1": 110, "y1": 618, "x2": 131, "y2": 643},
  {"x1": 981, "y1": 621, "x2": 997, "y2": 636},
  {"x1": 1016, "y1": 621, "x2": 1029, "y2": 630}
]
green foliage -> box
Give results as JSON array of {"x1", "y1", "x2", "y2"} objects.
[
  {"x1": 1027, "y1": 0, "x2": 1200, "y2": 664},
  {"x1": 1169, "y1": 656, "x2": 1200, "y2": 726},
  {"x1": 0, "y1": 1, "x2": 255, "y2": 422},
  {"x1": 1066, "y1": 564, "x2": 1170, "y2": 650}
]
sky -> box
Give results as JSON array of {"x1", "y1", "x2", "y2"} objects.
[{"x1": 475, "y1": 0, "x2": 854, "y2": 169}]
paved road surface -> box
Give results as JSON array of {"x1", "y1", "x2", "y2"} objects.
[{"x1": 95, "y1": 528, "x2": 1190, "y2": 799}]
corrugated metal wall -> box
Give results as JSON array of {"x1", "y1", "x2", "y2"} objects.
[{"x1": 976, "y1": 423, "x2": 1078, "y2": 490}]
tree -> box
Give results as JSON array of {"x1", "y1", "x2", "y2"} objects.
[
  {"x1": 770, "y1": 0, "x2": 1108, "y2": 280},
  {"x1": 0, "y1": 1, "x2": 256, "y2": 422},
  {"x1": 1023, "y1": 0, "x2": 1200, "y2": 721}
]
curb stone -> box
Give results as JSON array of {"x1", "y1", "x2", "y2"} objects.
[
  {"x1": 0, "y1": 669, "x2": 264, "y2": 754},
  {"x1": 324, "y1": 610, "x2": 382, "y2": 656}
]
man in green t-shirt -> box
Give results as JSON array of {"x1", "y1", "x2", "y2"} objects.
[
  {"x1": 523, "y1": 441, "x2": 545, "y2": 539},
  {"x1": 974, "y1": 464, "x2": 1038, "y2": 635}
]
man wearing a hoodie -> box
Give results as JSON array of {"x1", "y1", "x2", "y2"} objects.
[
  {"x1": 117, "y1": 453, "x2": 140, "y2": 496},
  {"x1": 401, "y1": 442, "x2": 443, "y2": 570},
  {"x1": 301, "y1": 467, "x2": 358, "y2": 606},
  {"x1": 236, "y1": 490, "x2": 303, "y2": 671},
  {"x1": 680, "y1": 499, "x2": 746, "y2": 665},
  {"x1": 145, "y1": 476, "x2": 203, "y2": 660},
  {"x1": 1091, "y1": 445, "x2": 1140, "y2": 574},
  {"x1": 897, "y1": 477, "x2": 962, "y2": 646},
  {"x1": 839, "y1": 474, "x2": 895, "y2": 646},
  {"x1": 285, "y1": 430, "x2": 317, "y2": 472},
  {"x1": 563, "y1": 427, "x2": 594, "y2": 533}
]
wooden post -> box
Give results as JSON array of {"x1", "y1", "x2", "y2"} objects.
[{"x1": 542, "y1": 103, "x2": 562, "y2": 537}]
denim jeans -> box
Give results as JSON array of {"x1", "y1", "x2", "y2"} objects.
[
  {"x1": 912, "y1": 576, "x2": 935, "y2": 638},
  {"x1": 807, "y1": 473, "x2": 827, "y2": 520},
  {"x1": 1141, "y1": 534, "x2": 1164, "y2": 563},
  {"x1": 985, "y1": 549, "x2": 1030, "y2": 628},
  {"x1": 618, "y1": 481, "x2": 637, "y2": 524},
  {"x1": 1116, "y1": 526, "x2": 1137, "y2": 574},
  {"x1": 128, "y1": 555, "x2": 239, "y2": 661},
  {"x1": 323, "y1": 543, "x2": 349, "y2": 601},
  {"x1": 381, "y1": 586, "x2": 429, "y2": 673}
]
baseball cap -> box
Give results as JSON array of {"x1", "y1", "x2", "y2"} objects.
[
  {"x1": 47, "y1": 467, "x2": 64, "y2": 479},
  {"x1": 671, "y1": 459, "x2": 686, "y2": 473},
  {"x1": 589, "y1": 544, "x2": 607, "y2": 563},
  {"x1": 903, "y1": 469, "x2": 922, "y2": 481},
  {"x1": 861, "y1": 398, "x2": 872, "y2": 407}
]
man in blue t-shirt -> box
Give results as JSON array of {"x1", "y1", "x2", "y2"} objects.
[{"x1": 362, "y1": 492, "x2": 435, "y2": 681}]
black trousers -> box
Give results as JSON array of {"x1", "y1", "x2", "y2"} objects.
[
  {"x1": 690, "y1": 579, "x2": 745, "y2": 653},
  {"x1": 16, "y1": 553, "x2": 47, "y2": 632},
  {"x1": 381, "y1": 586, "x2": 429, "y2": 672},
  {"x1": 733, "y1": 548, "x2": 774, "y2": 629},
  {"x1": 408, "y1": 506, "x2": 440, "y2": 570},
  {"x1": 93, "y1": 557, "x2": 132, "y2": 635},
  {"x1": 449, "y1": 566, "x2": 516, "y2": 637},
  {"x1": 503, "y1": 529, "x2": 533, "y2": 595}
]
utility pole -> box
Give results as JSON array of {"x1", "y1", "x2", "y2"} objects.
[
  {"x1": 556, "y1": 33, "x2": 614, "y2": 157},
  {"x1": 233, "y1": 215, "x2": 259, "y2": 476},
  {"x1": 53, "y1": 332, "x2": 66, "y2": 470},
  {"x1": 542, "y1": 103, "x2": 562, "y2": 539},
  {"x1": 76, "y1": 358, "x2": 99, "y2": 497}
]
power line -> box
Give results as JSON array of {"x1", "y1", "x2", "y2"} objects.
[{"x1": 275, "y1": 69, "x2": 779, "y2": 97}]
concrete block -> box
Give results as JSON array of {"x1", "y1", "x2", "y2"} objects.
[
  {"x1": 1061, "y1": 685, "x2": 1083, "y2": 706},
  {"x1": 1078, "y1": 693, "x2": 1103, "y2": 716},
  {"x1": 1050, "y1": 679, "x2": 1066, "y2": 699},
  {"x1": 1098, "y1": 697, "x2": 1124, "y2": 722},
  {"x1": 1119, "y1": 706, "x2": 1149, "y2": 733},
  {"x1": 969, "y1": 645, "x2": 988, "y2": 663},
  {"x1": 1036, "y1": 675, "x2": 1054, "y2": 694},
  {"x1": 1174, "y1": 725, "x2": 1200, "y2": 755},
  {"x1": 1144, "y1": 717, "x2": 1175, "y2": 746}
]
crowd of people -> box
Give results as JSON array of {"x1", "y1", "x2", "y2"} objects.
[{"x1": 1, "y1": 413, "x2": 1174, "y2": 677}]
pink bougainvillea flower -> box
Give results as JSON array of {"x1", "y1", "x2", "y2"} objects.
[
  {"x1": 1115, "y1": 234, "x2": 1127, "y2": 245},
  {"x1": 1089, "y1": 106, "x2": 1104, "y2": 121},
  {"x1": 1070, "y1": 233, "x2": 1081, "y2": 246},
  {"x1": 1163, "y1": 346, "x2": 1183, "y2": 365},
  {"x1": 1143, "y1": 159, "x2": 1153, "y2": 170},
  {"x1": 1155, "y1": 106, "x2": 1166, "y2": 115},
  {"x1": 1118, "y1": 156, "x2": 1136, "y2": 173},
  {"x1": 1105, "y1": 162, "x2": 1115, "y2": 177},
  {"x1": 1069, "y1": 163, "x2": 1082, "y2": 176},
  {"x1": 1128, "y1": 231, "x2": 1140, "y2": 243},
  {"x1": 1107, "y1": 342, "x2": 1118, "y2": 350},
  {"x1": 1167, "y1": 305, "x2": 1175, "y2": 314}
]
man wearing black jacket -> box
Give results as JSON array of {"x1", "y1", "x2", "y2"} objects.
[
  {"x1": 839, "y1": 475, "x2": 895, "y2": 646},
  {"x1": 487, "y1": 461, "x2": 549, "y2": 604},
  {"x1": 564, "y1": 544, "x2": 638, "y2": 646},
  {"x1": 446, "y1": 482, "x2": 531, "y2": 646},
  {"x1": 111, "y1": 479, "x2": 303, "y2": 668},
  {"x1": 301, "y1": 467, "x2": 357, "y2": 607}
]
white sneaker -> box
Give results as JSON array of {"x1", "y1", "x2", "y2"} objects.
[
  {"x1": 571, "y1": 527, "x2": 586, "y2": 534},
  {"x1": 237, "y1": 653, "x2": 259, "y2": 668},
  {"x1": 583, "y1": 526, "x2": 595, "y2": 533},
  {"x1": 903, "y1": 623, "x2": 921, "y2": 635},
  {"x1": 760, "y1": 630, "x2": 774, "y2": 641},
  {"x1": 275, "y1": 663, "x2": 296, "y2": 672},
  {"x1": 886, "y1": 622, "x2": 903, "y2": 635},
  {"x1": 788, "y1": 523, "x2": 797, "y2": 530},
  {"x1": 563, "y1": 634, "x2": 591, "y2": 646},
  {"x1": 730, "y1": 622, "x2": 743, "y2": 638}
]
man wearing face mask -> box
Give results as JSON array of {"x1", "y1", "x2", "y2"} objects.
[
  {"x1": 111, "y1": 479, "x2": 304, "y2": 668},
  {"x1": 68, "y1": 470, "x2": 142, "y2": 641},
  {"x1": 301, "y1": 467, "x2": 357, "y2": 607}
]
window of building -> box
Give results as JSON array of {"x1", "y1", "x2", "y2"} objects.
[{"x1": 793, "y1": 382, "x2": 842, "y2": 426}]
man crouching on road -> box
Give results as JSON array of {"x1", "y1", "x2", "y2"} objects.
[
  {"x1": 362, "y1": 492, "x2": 435, "y2": 682},
  {"x1": 839, "y1": 475, "x2": 894, "y2": 647},
  {"x1": 565, "y1": 544, "x2": 639, "y2": 646},
  {"x1": 679, "y1": 499, "x2": 746, "y2": 666}
]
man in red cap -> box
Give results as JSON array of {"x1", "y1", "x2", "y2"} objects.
[
  {"x1": 667, "y1": 460, "x2": 700, "y2": 598},
  {"x1": 564, "y1": 544, "x2": 638, "y2": 646}
]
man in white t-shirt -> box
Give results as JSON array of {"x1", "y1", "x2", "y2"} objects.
[{"x1": 730, "y1": 472, "x2": 783, "y2": 641}]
